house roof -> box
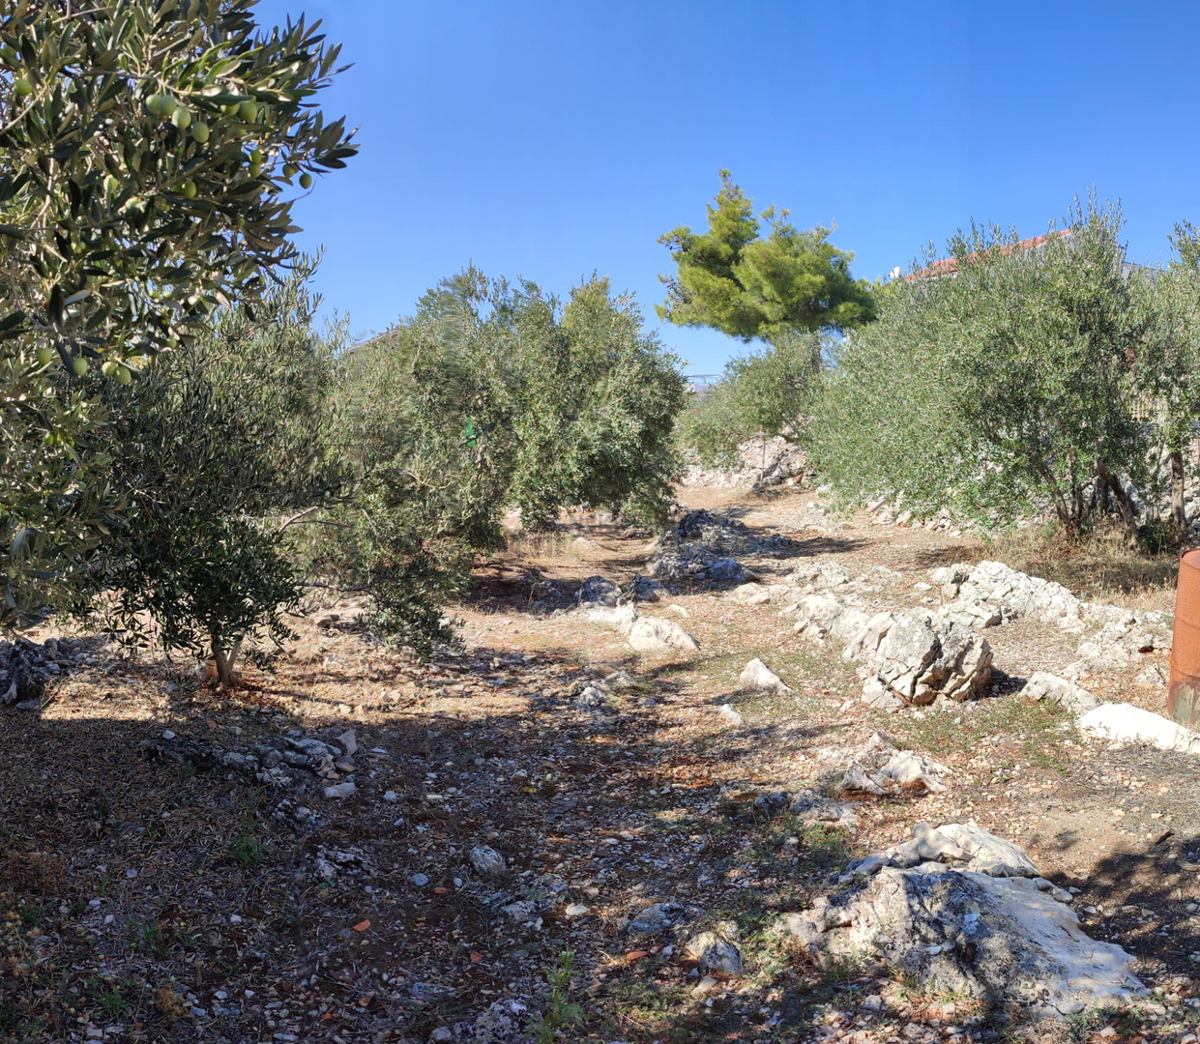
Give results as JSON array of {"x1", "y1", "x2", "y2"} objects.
[{"x1": 903, "y1": 229, "x2": 1072, "y2": 282}]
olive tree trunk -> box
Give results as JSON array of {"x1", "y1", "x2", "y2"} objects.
[{"x1": 209, "y1": 634, "x2": 244, "y2": 689}]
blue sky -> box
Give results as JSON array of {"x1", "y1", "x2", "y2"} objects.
[{"x1": 252, "y1": 0, "x2": 1200, "y2": 375}]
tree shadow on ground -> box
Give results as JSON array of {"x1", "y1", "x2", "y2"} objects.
[{"x1": 4, "y1": 632, "x2": 852, "y2": 1043}]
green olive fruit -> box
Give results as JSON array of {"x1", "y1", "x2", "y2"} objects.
[
  {"x1": 35, "y1": 346, "x2": 53, "y2": 366},
  {"x1": 250, "y1": 148, "x2": 263, "y2": 164},
  {"x1": 43, "y1": 431, "x2": 56, "y2": 447},
  {"x1": 71, "y1": 357, "x2": 87, "y2": 377},
  {"x1": 146, "y1": 93, "x2": 176, "y2": 117},
  {"x1": 14, "y1": 78, "x2": 32, "y2": 97},
  {"x1": 103, "y1": 173, "x2": 120, "y2": 195},
  {"x1": 190, "y1": 122, "x2": 210, "y2": 143},
  {"x1": 248, "y1": 161, "x2": 262, "y2": 178},
  {"x1": 238, "y1": 100, "x2": 257, "y2": 121},
  {"x1": 222, "y1": 102, "x2": 239, "y2": 116},
  {"x1": 101, "y1": 359, "x2": 119, "y2": 377},
  {"x1": 182, "y1": 180, "x2": 197, "y2": 199},
  {"x1": 171, "y1": 107, "x2": 192, "y2": 129},
  {"x1": 282, "y1": 163, "x2": 298, "y2": 178},
  {"x1": 115, "y1": 365, "x2": 132, "y2": 385},
  {"x1": 299, "y1": 172, "x2": 313, "y2": 190}
]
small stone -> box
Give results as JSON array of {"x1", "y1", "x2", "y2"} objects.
[
  {"x1": 125, "y1": 869, "x2": 138, "y2": 879},
  {"x1": 162, "y1": 729, "x2": 175, "y2": 740},
  {"x1": 685, "y1": 930, "x2": 742, "y2": 977},
  {"x1": 470, "y1": 845, "x2": 506, "y2": 877},
  {"x1": 564, "y1": 903, "x2": 589, "y2": 918},
  {"x1": 383, "y1": 790, "x2": 398, "y2": 802},
  {"x1": 323, "y1": 781, "x2": 357, "y2": 799},
  {"x1": 229, "y1": 914, "x2": 242, "y2": 923},
  {"x1": 717, "y1": 704, "x2": 744, "y2": 726},
  {"x1": 412, "y1": 873, "x2": 430, "y2": 887},
  {"x1": 629, "y1": 902, "x2": 680, "y2": 934},
  {"x1": 336, "y1": 729, "x2": 357, "y2": 756}
]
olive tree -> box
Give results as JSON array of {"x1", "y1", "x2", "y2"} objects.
[
  {"x1": 1135, "y1": 221, "x2": 1200, "y2": 532},
  {"x1": 0, "y1": 0, "x2": 355, "y2": 627},
  {"x1": 814, "y1": 196, "x2": 1153, "y2": 540},
  {"x1": 83, "y1": 262, "x2": 345, "y2": 687},
  {"x1": 677, "y1": 332, "x2": 823, "y2": 468},
  {"x1": 330, "y1": 269, "x2": 688, "y2": 653}
]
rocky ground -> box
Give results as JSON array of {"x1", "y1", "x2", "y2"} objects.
[{"x1": 3, "y1": 484, "x2": 1200, "y2": 1044}]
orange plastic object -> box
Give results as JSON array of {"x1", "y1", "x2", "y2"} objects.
[{"x1": 1168, "y1": 549, "x2": 1200, "y2": 726}]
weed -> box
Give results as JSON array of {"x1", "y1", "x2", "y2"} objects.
[
  {"x1": 96, "y1": 982, "x2": 130, "y2": 1018},
  {"x1": 525, "y1": 949, "x2": 586, "y2": 1043},
  {"x1": 799, "y1": 823, "x2": 853, "y2": 873},
  {"x1": 16, "y1": 904, "x2": 48, "y2": 928},
  {"x1": 817, "y1": 948, "x2": 871, "y2": 984},
  {"x1": 229, "y1": 825, "x2": 268, "y2": 869}
]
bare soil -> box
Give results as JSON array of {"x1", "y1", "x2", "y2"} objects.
[{"x1": 3, "y1": 484, "x2": 1200, "y2": 1044}]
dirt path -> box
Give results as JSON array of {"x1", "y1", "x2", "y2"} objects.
[{"x1": 3, "y1": 485, "x2": 1200, "y2": 1043}]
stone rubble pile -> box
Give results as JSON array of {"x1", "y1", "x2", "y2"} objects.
[
  {"x1": 0, "y1": 636, "x2": 86, "y2": 709},
  {"x1": 929, "y1": 560, "x2": 1172, "y2": 680},
  {"x1": 644, "y1": 509, "x2": 795, "y2": 587},
  {"x1": 932, "y1": 560, "x2": 1082, "y2": 630},
  {"x1": 776, "y1": 822, "x2": 1146, "y2": 1018},
  {"x1": 863, "y1": 496, "x2": 963, "y2": 535},
  {"x1": 140, "y1": 727, "x2": 363, "y2": 796}
]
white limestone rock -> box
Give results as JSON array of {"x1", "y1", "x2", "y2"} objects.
[
  {"x1": 739, "y1": 658, "x2": 793, "y2": 696},
  {"x1": 1019, "y1": 672, "x2": 1098, "y2": 716},
  {"x1": 775, "y1": 866, "x2": 1144, "y2": 1017},
  {"x1": 1078, "y1": 703, "x2": 1200, "y2": 755},
  {"x1": 578, "y1": 603, "x2": 639, "y2": 634},
  {"x1": 627, "y1": 616, "x2": 700, "y2": 655}
]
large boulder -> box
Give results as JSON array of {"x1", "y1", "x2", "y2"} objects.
[
  {"x1": 860, "y1": 612, "x2": 992, "y2": 707},
  {"x1": 778, "y1": 823, "x2": 1145, "y2": 1019}
]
